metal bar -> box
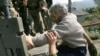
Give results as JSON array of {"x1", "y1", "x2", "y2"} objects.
[{"x1": 83, "y1": 22, "x2": 100, "y2": 27}]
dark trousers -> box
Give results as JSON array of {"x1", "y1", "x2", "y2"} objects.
[{"x1": 57, "y1": 45, "x2": 87, "y2": 56}]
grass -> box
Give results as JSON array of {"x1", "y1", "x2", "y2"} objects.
[{"x1": 86, "y1": 31, "x2": 100, "y2": 40}]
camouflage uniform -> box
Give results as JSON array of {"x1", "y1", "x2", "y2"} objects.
[
  {"x1": 11, "y1": 0, "x2": 52, "y2": 35},
  {"x1": 11, "y1": 0, "x2": 33, "y2": 35},
  {"x1": 9, "y1": 2, "x2": 19, "y2": 18},
  {"x1": 38, "y1": 0, "x2": 52, "y2": 31},
  {"x1": 27, "y1": 0, "x2": 47, "y2": 33},
  {"x1": 0, "y1": 0, "x2": 17, "y2": 18},
  {"x1": 46, "y1": 0, "x2": 52, "y2": 8}
]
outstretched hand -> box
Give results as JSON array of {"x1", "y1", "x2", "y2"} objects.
[{"x1": 24, "y1": 34, "x2": 34, "y2": 49}]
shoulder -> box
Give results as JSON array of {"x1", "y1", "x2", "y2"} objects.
[
  {"x1": 65, "y1": 13, "x2": 77, "y2": 19},
  {"x1": 60, "y1": 13, "x2": 77, "y2": 24}
]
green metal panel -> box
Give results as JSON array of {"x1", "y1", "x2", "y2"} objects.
[{"x1": 0, "y1": 17, "x2": 29, "y2": 56}]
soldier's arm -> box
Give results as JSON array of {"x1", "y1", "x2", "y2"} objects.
[
  {"x1": 9, "y1": 6, "x2": 19, "y2": 17},
  {"x1": 25, "y1": 31, "x2": 48, "y2": 49},
  {"x1": 9, "y1": 2, "x2": 19, "y2": 17}
]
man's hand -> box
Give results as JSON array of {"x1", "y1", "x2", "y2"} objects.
[
  {"x1": 24, "y1": 34, "x2": 34, "y2": 49},
  {"x1": 46, "y1": 31, "x2": 57, "y2": 45},
  {"x1": 46, "y1": 31, "x2": 57, "y2": 55}
]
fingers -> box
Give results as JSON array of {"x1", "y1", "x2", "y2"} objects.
[
  {"x1": 46, "y1": 31, "x2": 57, "y2": 40},
  {"x1": 24, "y1": 35, "x2": 34, "y2": 49},
  {"x1": 47, "y1": 30, "x2": 57, "y2": 37},
  {"x1": 45, "y1": 31, "x2": 57, "y2": 45},
  {"x1": 52, "y1": 31, "x2": 57, "y2": 37},
  {"x1": 48, "y1": 32, "x2": 54, "y2": 39}
]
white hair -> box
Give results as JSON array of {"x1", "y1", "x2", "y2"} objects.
[{"x1": 49, "y1": 3, "x2": 68, "y2": 17}]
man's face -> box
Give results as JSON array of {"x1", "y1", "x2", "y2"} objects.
[{"x1": 50, "y1": 12, "x2": 58, "y2": 23}]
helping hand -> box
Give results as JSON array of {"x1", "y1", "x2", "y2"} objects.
[{"x1": 24, "y1": 34, "x2": 34, "y2": 49}]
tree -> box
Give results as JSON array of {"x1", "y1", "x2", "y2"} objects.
[{"x1": 94, "y1": 0, "x2": 100, "y2": 6}]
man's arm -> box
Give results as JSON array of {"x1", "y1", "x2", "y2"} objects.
[
  {"x1": 83, "y1": 32, "x2": 93, "y2": 44},
  {"x1": 83, "y1": 31, "x2": 97, "y2": 56}
]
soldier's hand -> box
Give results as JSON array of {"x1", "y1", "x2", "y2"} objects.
[{"x1": 9, "y1": 7, "x2": 19, "y2": 17}]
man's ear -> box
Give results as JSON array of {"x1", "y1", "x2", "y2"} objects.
[{"x1": 61, "y1": 11, "x2": 64, "y2": 15}]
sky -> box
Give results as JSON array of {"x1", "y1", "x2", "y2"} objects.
[
  {"x1": 52, "y1": 0, "x2": 84, "y2": 4},
  {"x1": 52, "y1": 0, "x2": 96, "y2": 9}
]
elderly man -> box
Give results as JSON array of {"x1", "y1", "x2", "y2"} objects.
[{"x1": 25, "y1": 3, "x2": 97, "y2": 56}]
